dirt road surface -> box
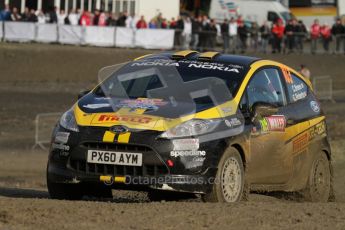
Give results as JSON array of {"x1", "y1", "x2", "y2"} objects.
[{"x1": 0, "y1": 43, "x2": 345, "y2": 229}]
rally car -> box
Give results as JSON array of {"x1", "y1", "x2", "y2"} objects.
[{"x1": 47, "y1": 50, "x2": 333, "y2": 202}]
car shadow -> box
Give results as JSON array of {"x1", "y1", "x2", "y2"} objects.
[{"x1": 0, "y1": 187, "x2": 49, "y2": 199}]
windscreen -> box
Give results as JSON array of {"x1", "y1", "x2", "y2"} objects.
[{"x1": 91, "y1": 59, "x2": 248, "y2": 118}]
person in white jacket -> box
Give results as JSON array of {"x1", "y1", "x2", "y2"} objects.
[
  {"x1": 183, "y1": 17, "x2": 192, "y2": 49},
  {"x1": 229, "y1": 17, "x2": 238, "y2": 53}
]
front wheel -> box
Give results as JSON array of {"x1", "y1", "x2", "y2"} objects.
[
  {"x1": 303, "y1": 152, "x2": 332, "y2": 202},
  {"x1": 202, "y1": 147, "x2": 248, "y2": 202}
]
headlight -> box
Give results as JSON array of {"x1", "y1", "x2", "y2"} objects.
[
  {"x1": 160, "y1": 119, "x2": 221, "y2": 139},
  {"x1": 59, "y1": 108, "x2": 79, "y2": 132}
]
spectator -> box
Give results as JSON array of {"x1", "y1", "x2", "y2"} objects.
[
  {"x1": 229, "y1": 17, "x2": 237, "y2": 53},
  {"x1": 183, "y1": 17, "x2": 192, "y2": 49},
  {"x1": 21, "y1": 7, "x2": 30, "y2": 21},
  {"x1": 237, "y1": 20, "x2": 248, "y2": 53},
  {"x1": 161, "y1": 18, "x2": 168, "y2": 29},
  {"x1": 28, "y1": 9, "x2": 38, "y2": 22},
  {"x1": 260, "y1": 21, "x2": 270, "y2": 53},
  {"x1": 321, "y1": 23, "x2": 332, "y2": 53},
  {"x1": 271, "y1": 18, "x2": 285, "y2": 53},
  {"x1": 331, "y1": 18, "x2": 345, "y2": 54},
  {"x1": 57, "y1": 9, "x2": 66, "y2": 24},
  {"x1": 126, "y1": 14, "x2": 137, "y2": 28},
  {"x1": 149, "y1": 19, "x2": 157, "y2": 29},
  {"x1": 49, "y1": 6, "x2": 58, "y2": 23},
  {"x1": 250, "y1": 22, "x2": 259, "y2": 52},
  {"x1": 106, "y1": 13, "x2": 117, "y2": 26},
  {"x1": 174, "y1": 16, "x2": 184, "y2": 49},
  {"x1": 169, "y1": 17, "x2": 177, "y2": 29},
  {"x1": 207, "y1": 19, "x2": 217, "y2": 50},
  {"x1": 98, "y1": 11, "x2": 107, "y2": 26},
  {"x1": 221, "y1": 19, "x2": 229, "y2": 53},
  {"x1": 117, "y1": 11, "x2": 127, "y2": 27},
  {"x1": 310, "y1": 19, "x2": 321, "y2": 55},
  {"x1": 295, "y1": 20, "x2": 307, "y2": 54},
  {"x1": 37, "y1": 10, "x2": 46, "y2": 24},
  {"x1": 284, "y1": 19, "x2": 296, "y2": 53},
  {"x1": 93, "y1": 9, "x2": 100, "y2": 25},
  {"x1": 155, "y1": 13, "x2": 163, "y2": 28},
  {"x1": 191, "y1": 16, "x2": 202, "y2": 50},
  {"x1": 68, "y1": 9, "x2": 79, "y2": 26},
  {"x1": 0, "y1": 4, "x2": 11, "y2": 21},
  {"x1": 136, "y1": 16, "x2": 147, "y2": 29},
  {"x1": 300, "y1": 64, "x2": 311, "y2": 80},
  {"x1": 80, "y1": 11, "x2": 91, "y2": 26},
  {"x1": 10, "y1": 7, "x2": 22, "y2": 21}
]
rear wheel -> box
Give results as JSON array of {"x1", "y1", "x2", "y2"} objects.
[
  {"x1": 303, "y1": 152, "x2": 331, "y2": 202},
  {"x1": 202, "y1": 147, "x2": 247, "y2": 202}
]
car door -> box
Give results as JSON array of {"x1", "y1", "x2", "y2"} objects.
[{"x1": 243, "y1": 67, "x2": 292, "y2": 184}]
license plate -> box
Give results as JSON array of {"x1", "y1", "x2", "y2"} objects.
[{"x1": 87, "y1": 150, "x2": 142, "y2": 166}]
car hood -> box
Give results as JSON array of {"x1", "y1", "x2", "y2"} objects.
[{"x1": 75, "y1": 93, "x2": 238, "y2": 132}]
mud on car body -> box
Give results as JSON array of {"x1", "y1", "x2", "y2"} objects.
[{"x1": 47, "y1": 50, "x2": 333, "y2": 202}]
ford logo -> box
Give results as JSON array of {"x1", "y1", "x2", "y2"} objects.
[{"x1": 110, "y1": 125, "x2": 128, "y2": 133}]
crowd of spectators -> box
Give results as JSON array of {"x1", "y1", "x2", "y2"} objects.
[{"x1": 1, "y1": 3, "x2": 345, "y2": 54}]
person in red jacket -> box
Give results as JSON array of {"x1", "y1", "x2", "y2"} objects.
[
  {"x1": 136, "y1": 16, "x2": 147, "y2": 29},
  {"x1": 310, "y1": 19, "x2": 321, "y2": 54},
  {"x1": 80, "y1": 11, "x2": 91, "y2": 26},
  {"x1": 320, "y1": 23, "x2": 332, "y2": 53},
  {"x1": 271, "y1": 18, "x2": 285, "y2": 53}
]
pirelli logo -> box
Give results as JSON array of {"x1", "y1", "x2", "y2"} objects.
[{"x1": 97, "y1": 114, "x2": 152, "y2": 124}]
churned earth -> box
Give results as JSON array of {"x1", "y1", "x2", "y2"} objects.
[{"x1": 0, "y1": 43, "x2": 345, "y2": 229}]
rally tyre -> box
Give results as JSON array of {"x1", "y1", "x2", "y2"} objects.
[
  {"x1": 202, "y1": 147, "x2": 247, "y2": 202},
  {"x1": 303, "y1": 151, "x2": 331, "y2": 202}
]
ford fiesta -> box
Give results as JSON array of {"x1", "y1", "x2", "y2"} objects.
[{"x1": 47, "y1": 50, "x2": 333, "y2": 202}]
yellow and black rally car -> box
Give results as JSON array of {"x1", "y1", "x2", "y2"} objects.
[{"x1": 47, "y1": 50, "x2": 333, "y2": 202}]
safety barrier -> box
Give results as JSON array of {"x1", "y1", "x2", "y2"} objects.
[
  {"x1": 32, "y1": 112, "x2": 61, "y2": 150},
  {"x1": 0, "y1": 22, "x2": 3, "y2": 41},
  {"x1": 0, "y1": 21, "x2": 175, "y2": 49},
  {"x1": 312, "y1": 76, "x2": 333, "y2": 101}
]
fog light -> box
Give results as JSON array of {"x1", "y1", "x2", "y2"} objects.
[{"x1": 167, "y1": 159, "x2": 174, "y2": 167}]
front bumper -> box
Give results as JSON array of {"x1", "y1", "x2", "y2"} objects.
[{"x1": 48, "y1": 125, "x2": 224, "y2": 194}]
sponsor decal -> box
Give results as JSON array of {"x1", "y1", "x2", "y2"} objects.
[
  {"x1": 225, "y1": 117, "x2": 242, "y2": 128},
  {"x1": 259, "y1": 115, "x2": 286, "y2": 132},
  {"x1": 59, "y1": 151, "x2": 69, "y2": 157},
  {"x1": 291, "y1": 83, "x2": 307, "y2": 101},
  {"x1": 98, "y1": 114, "x2": 152, "y2": 124},
  {"x1": 309, "y1": 121, "x2": 326, "y2": 139},
  {"x1": 221, "y1": 107, "x2": 232, "y2": 113},
  {"x1": 293, "y1": 132, "x2": 309, "y2": 153},
  {"x1": 55, "y1": 132, "x2": 70, "y2": 144},
  {"x1": 310, "y1": 101, "x2": 320, "y2": 113},
  {"x1": 187, "y1": 64, "x2": 239, "y2": 73},
  {"x1": 132, "y1": 61, "x2": 179, "y2": 67},
  {"x1": 281, "y1": 67, "x2": 293, "y2": 84},
  {"x1": 116, "y1": 98, "x2": 167, "y2": 111},
  {"x1": 52, "y1": 143, "x2": 70, "y2": 151},
  {"x1": 170, "y1": 150, "x2": 206, "y2": 158},
  {"x1": 83, "y1": 103, "x2": 111, "y2": 109},
  {"x1": 132, "y1": 60, "x2": 241, "y2": 73},
  {"x1": 172, "y1": 138, "x2": 199, "y2": 151},
  {"x1": 192, "y1": 156, "x2": 206, "y2": 162}
]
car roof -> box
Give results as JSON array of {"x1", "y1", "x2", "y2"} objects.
[{"x1": 135, "y1": 50, "x2": 262, "y2": 68}]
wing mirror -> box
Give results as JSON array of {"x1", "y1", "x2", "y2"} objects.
[
  {"x1": 252, "y1": 102, "x2": 278, "y2": 120},
  {"x1": 78, "y1": 89, "x2": 91, "y2": 100}
]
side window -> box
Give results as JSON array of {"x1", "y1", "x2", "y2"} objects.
[
  {"x1": 286, "y1": 74, "x2": 308, "y2": 103},
  {"x1": 247, "y1": 68, "x2": 286, "y2": 109}
]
